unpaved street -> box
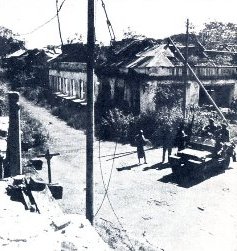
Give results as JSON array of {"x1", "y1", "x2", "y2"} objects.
[{"x1": 20, "y1": 96, "x2": 237, "y2": 251}]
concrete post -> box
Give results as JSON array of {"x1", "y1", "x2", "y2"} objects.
[{"x1": 8, "y1": 92, "x2": 22, "y2": 176}]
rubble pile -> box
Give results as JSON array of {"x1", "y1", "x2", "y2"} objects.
[{"x1": 0, "y1": 176, "x2": 110, "y2": 251}]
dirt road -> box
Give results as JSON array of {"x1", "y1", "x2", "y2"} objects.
[{"x1": 20, "y1": 96, "x2": 237, "y2": 251}]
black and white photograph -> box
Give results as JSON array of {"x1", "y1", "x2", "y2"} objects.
[{"x1": 0, "y1": 0, "x2": 236, "y2": 250}]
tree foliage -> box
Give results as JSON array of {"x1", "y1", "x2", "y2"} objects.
[
  {"x1": 198, "y1": 21, "x2": 237, "y2": 50},
  {"x1": 153, "y1": 85, "x2": 183, "y2": 109},
  {"x1": 0, "y1": 26, "x2": 25, "y2": 57}
]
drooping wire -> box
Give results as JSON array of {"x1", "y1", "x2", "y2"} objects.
[
  {"x1": 15, "y1": 0, "x2": 67, "y2": 37},
  {"x1": 95, "y1": 139, "x2": 136, "y2": 251},
  {"x1": 95, "y1": 139, "x2": 117, "y2": 216},
  {"x1": 56, "y1": 0, "x2": 64, "y2": 46}
]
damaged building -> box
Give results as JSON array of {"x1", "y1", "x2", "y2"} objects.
[{"x1": 48, "y1": 35, "x2": 237, "y2": 114}]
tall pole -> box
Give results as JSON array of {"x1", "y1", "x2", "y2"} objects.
[
  {"x1": 168, "y1": 37, "x2": 227, "y2": 123},
  {"x1": 183, "y1": 18, "x2": 189, "y2": 120},
  {"x1": 86, "y1": 0, "x2": 95, "y2": 225}
]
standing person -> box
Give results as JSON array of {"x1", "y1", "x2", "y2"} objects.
[
  {"x1": 161, "y1": 125, "x2": 174, "y2": 163},
  {"x1": 202, "y1": 118, "x2": 217, "y2": 138},
  {"x1": 215, "y1": 123, "x2": 230, "y2": 154},
  {"x1": 218, "y1": 123, "x2": 230, "y2": 143},
  {"x1": 135, "y1": 130, "x2": 148, "y2": 164},
  {"x1": 176, "y1": 124, "x2": 188, "y2": 151}
]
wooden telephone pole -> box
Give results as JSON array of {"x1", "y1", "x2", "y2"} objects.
[
  {"x1": 86, "y1": 0, "x2": 95, "y2": 225},
  {"x1": 183, "y1": 18, "x2": 189, "y2": 120}
]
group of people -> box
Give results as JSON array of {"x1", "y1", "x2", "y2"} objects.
[
  {"x1": 134, "y1": 124, "x2": 188, "y2": 165},
  {"x1": 134, "y1": 118, "x2": 234, "y2": 165},
  {"x1": 202, "y1": 118, "x2": 234, "y2": 159},
  {"x1": 202, "y1": 118, "x2": 229, "y2": 143}
]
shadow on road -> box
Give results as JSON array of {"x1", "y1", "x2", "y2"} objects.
[
  {"x1": 117, "y1": 164, "x2": 139, "y2": 171},
  {"x1": 100, "y1": 150, "x2": 136, "y2": 158},
  {"x1": 106, "y1": 148, "x2": 155, "y2": 161},
  {"x1": 117, "y1": 161, "x2": 171, "y2": 172},
  {"x1": 143, "y1": 162, "x2": 170, "y2": 171},
  {"x1": 158, "y1": 168, "x2": 232, "y2": 188}
]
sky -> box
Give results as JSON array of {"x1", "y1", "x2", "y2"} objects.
[{"x1": 0, "y1": 0, "x2": 236, "y2": 49}]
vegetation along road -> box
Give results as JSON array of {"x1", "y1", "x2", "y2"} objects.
[{"x1": 20, "y1": 95, "x2": 237, "y2": 251}]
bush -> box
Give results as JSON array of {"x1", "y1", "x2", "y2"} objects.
[
  {"x1": 21, "y1": 107, "x2": 49, "y2": 152},
  {"x1": 67, "y1": 112, "x2": 87, "y2": 130},
  {"x1": 153, "y1": 85, "x2": 183, "y2": 109},
  {"x1": 98, "y1": 108, "x2": 136, "y2": 142},
  {"x1": 97, "y1": 105, "x2": 225, "y2": 146},
  {"x1": 187, "y1": 107, "x2": 220, "y2": 136},
  {"x1": 150, "y1": 106, "x2": 183, "y2": 146},
  {"x1": 51, "y1": 102, "x2": 87, "y2": 130},
  {"x1": 18, "y1": 86, "x2": 50, "y2": 106},
  {"x1": 97, "y1": 106, "x2": 184, "y2": 145}
]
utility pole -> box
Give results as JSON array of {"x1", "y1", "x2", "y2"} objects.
[
  {"x1": 183, "y1": 18, "x2": 189, "y2": 120},
  {"x1": 86, "y1": 0, "x2": 95, "y2": 225},
  {"x1": 168, "y1": 37, "x2": 228, "y2": 123}
]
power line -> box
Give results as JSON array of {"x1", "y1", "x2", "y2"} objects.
[
  {"x1": 15, "y1": 0, "x2": 67, "y2": 37},
  {"x1": 95, "y1": 140, "x2": 136, "y2": 251},
  {"x1": 95, "y1": 140, "x2": 117, "y2": 217}
]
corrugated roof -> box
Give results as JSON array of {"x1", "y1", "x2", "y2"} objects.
[
  {"x1": 145, "y1": 54, "x2": 174, "y2": 67},
  {"x1": 126, "y1": 44, "x2": 175, "y2": 69},
  {"x1": 136, "y1": 44, "x2": 174, "y2": 58}
]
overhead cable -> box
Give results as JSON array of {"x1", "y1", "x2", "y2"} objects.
[
  {"x1": 95, "y1": 140, "x2": 118, "y2": 217},
  {"x1": 95, "y1": 140, "x2": 136, "y2": 251},
  {"x1": 15, "y1": 0, "x2": 67, "y2": 37}
]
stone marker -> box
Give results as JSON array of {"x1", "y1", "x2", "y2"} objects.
[{"x1": 7, "y1": 92, "x2": 22, "y2": 176}]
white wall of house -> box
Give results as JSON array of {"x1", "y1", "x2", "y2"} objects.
[
  {"x1": 49, "y1": 68, "x2": 100, "y2": 101},
  {"x1": 49, "y1": 64, "x2": 237, "y2": 113},
  {"x1": 186, "y1": 81, "x2": 200, "y2": 107},
  {"x1": 140, "y1": 81, "x2": 157, "y2": 112}
]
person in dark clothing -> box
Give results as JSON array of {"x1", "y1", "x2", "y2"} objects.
[
  {"x1": 218, "y1": 123, "x2": 230, "y2": 142},
  {"x1": 161, "y1": 126, "x2": 174, "y2": 163},
  {"x1": 215, "y1": 123, "x2": 230, "y2": 155},
  {"x1": 135, "y1": 130, "x2": 148, "y2": 164},
  {"x1": 176, "y1": 124, "x2": 188, "y2": 151},
  {"x1": 202, "y1": 118, "x2": 217, "y2": 138}
]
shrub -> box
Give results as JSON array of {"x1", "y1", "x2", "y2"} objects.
[
  {"x1": 97, "y1": 105, "x2": 225, "y2": 146},
  {"x1": 97, "y1": 106, "x2": 184, "y2": 145},
  {"x1": 98, "y1": 108, "x2": 136, "y2": 142},
  {"x1": 153, "y1": 85, "x2": 183, "y2": 109},
  {"x1": 150, "y1": 106, "x2": 183, "y2": 146},
  {"x1": 187, "y1": 107, "x2": 220, "y2": 136},
  {"x1": 18, "y1": 86, "x2": 50, "y2": 106},
  {"x1": 20, "y1": 107, "x2": 49, "y2": 152},
  {"x1": 67, "y1": 112, "x2": 87, "y2": 130}
]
